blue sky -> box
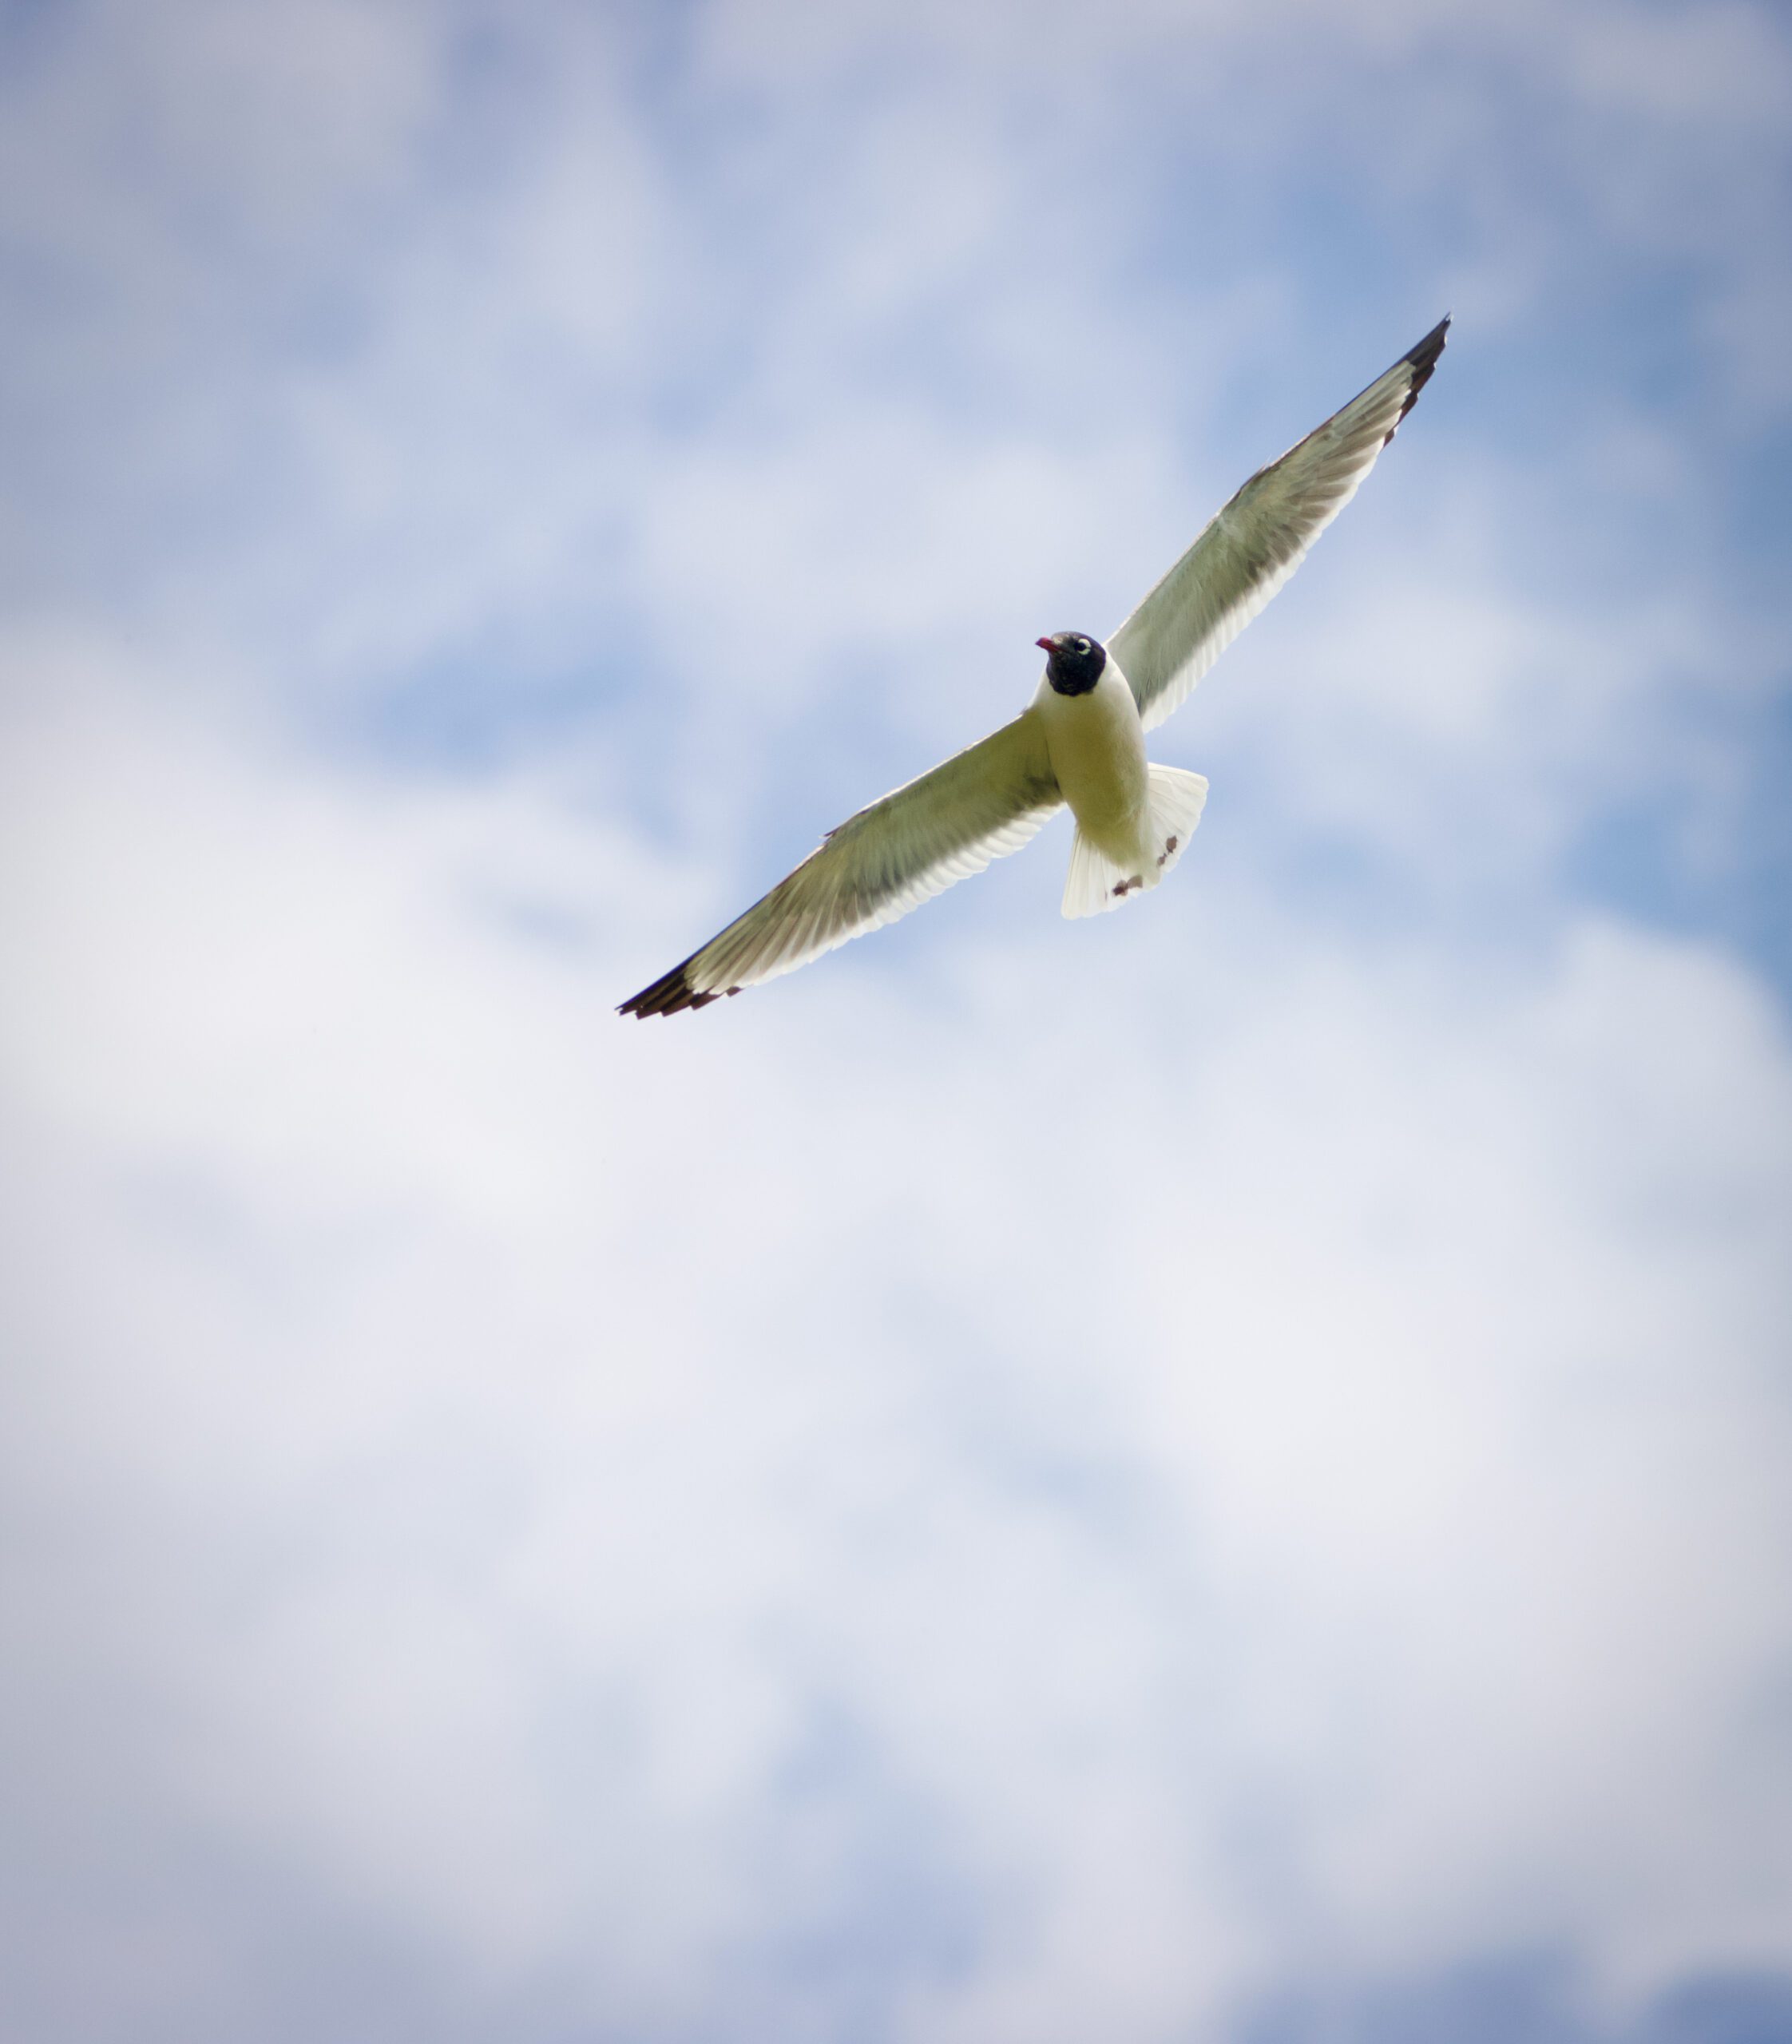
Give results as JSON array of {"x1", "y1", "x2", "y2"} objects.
[{"x1": 2, "y1": 2, "x2": 1790, "y2": 2040}]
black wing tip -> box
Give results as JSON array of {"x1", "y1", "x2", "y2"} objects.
[
  {"x1": 618, "y1": 957, "x2": 727, "y2": 1018},
  {"x1": 1405, "y1": 313, "x2": 1452, "y2": 371},
  {"x1": 1382, "y1": 314, "x2": 1450, "y2": 444},
  {"x1": 1396, "y1": 313, "x2": 1450, "y2": 414}
]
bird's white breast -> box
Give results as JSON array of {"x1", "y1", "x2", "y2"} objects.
[{"x1": 1035, "y1": 660, "x2": 1150, "y2": 862}]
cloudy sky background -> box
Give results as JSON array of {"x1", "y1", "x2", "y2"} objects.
[{"x1": 3, "y1": 1, "x2": 1791, "y2": 2038}]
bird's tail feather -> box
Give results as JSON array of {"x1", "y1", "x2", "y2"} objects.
[
  {"x1": 1148, "y1": 764, "x2": 1207, "y2": 880},
  {"x1": 1061, "y1": 765, "x2": 1208, "y2": 919},
  {"x1": 1062, "y1": 825, "x2": 1132, "y2": 917}
]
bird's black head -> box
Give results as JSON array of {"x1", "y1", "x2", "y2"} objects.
[{"x1": 1036, "y1": 630, "x2": 1107, "y2": 697}]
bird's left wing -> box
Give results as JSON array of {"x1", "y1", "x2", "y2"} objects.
[
  {"x1": 620, "y1": 710, "x2": 1061, "y2": 1016},
  {"x1": 1110, "y1": 315, "x2": 1449, "y2": 735}
]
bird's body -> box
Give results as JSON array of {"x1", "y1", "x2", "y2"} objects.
[
  {"x1": 1034, "y1": 652, "x2": 1151, "y2": 888},
  {"x1": 621, "y1": 316, "x2": 1449, "y2": 1017}
]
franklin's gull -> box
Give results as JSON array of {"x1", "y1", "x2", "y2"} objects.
[{"x1": 621, "y1": 317, "x2": 1449, "y2": 1016}]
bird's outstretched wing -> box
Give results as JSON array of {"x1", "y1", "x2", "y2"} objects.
[
  {"x1": 1110, "y1": 315, "x2": 1449, "y2": 735},
  {"x1": 620, "y1": 711, "x2": 1061, "y2": 1016}
]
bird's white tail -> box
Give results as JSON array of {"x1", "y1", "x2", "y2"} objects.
[
  {"x1": 1147, "y1": 764, "x2": 1208, "y2": 876},
  {"x1": 1061, "y1": 765, "x2": 1208, "y2": 918}
]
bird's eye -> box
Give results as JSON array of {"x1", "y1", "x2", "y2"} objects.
[{"x1": 1075, "y1": 637, "x2": 1090, "y2": 653}]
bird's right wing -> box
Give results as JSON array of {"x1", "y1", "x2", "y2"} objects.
[
  {"x1": 1110, "y1": 316, "x2": 1449, "y2": 734},
  {"x1": 620, "y1": 710, "x2": 1062, "y2": 1016}
]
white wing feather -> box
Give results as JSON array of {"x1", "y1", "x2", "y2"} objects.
[
  {"x1": 620, "y1": 711, "x2": 1061, "y2": 1015},
  {"x1": 1110, "y1": 316, "x2": 1449, "y2": 734}
]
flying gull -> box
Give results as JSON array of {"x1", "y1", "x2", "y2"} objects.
[{"x1": 621, "y1": 316, "x2": 1449, "y2": 1016}]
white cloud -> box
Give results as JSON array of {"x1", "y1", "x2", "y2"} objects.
[{"x1": 2, "y1": 632, "x2": 1789, "y2": 2038}]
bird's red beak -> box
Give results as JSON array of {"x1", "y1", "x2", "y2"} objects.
[{"x1": 1035, "y1": 636, "x2": 1054, "y2": 652}]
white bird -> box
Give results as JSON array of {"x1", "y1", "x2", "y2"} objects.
[{"x1": 621, "y1": 317, "x2": 1449, "y2": 1017}]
